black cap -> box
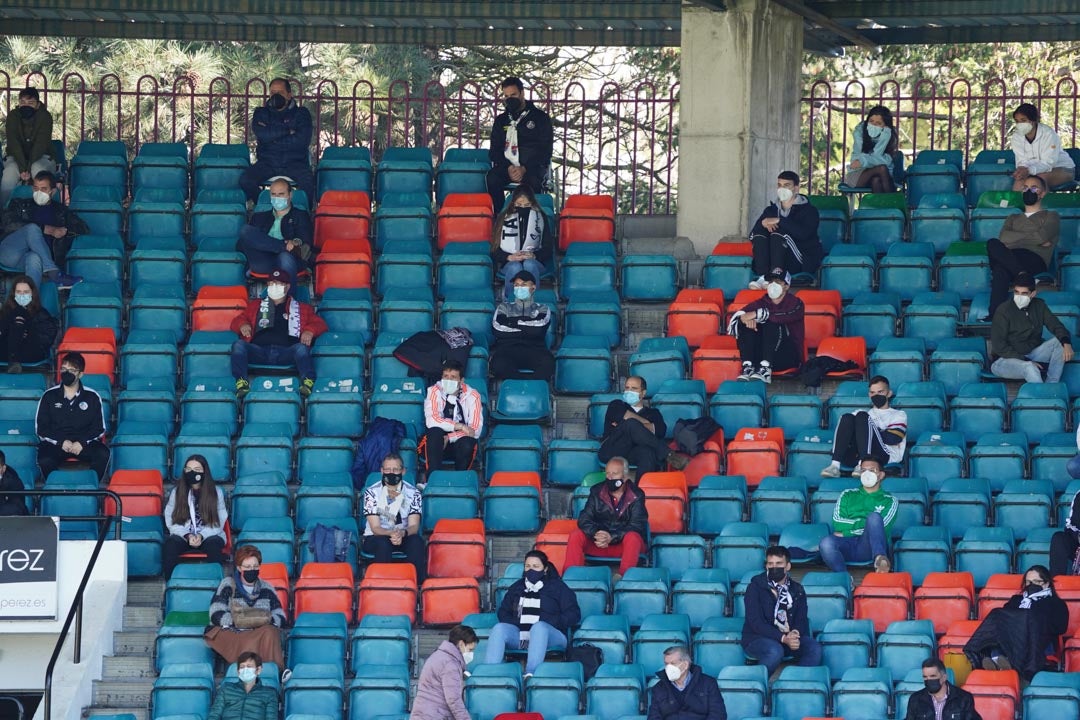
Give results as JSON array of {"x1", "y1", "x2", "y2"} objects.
[
  {"x1": 765, "y1": 267, "x2": 792, "y2": 284},
  {"x1": 512, "y1": 270, "x2": 537, "y2": 284},
  {"x1": 268, "y1": 269, "x2": 291, "y2": 284}
]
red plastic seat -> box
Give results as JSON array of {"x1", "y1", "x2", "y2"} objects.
[
  {"x1": 558, "y1": 194, "x2": 615, "y2": 250},
  {"x1": 314, "y1": 190, "x2": 372, "y2": 249},
  {"x1": 533, "y1": 519, "x2": 578, "y2": 574},
  {"x1": 666, "y1": 301, "x2": 724, "y2": 350},
  {"x1": 709, "y1": 242, "x2": 753, "y2": 257},
  {"x1": 727, "y1": 289, "x2": 765, "y2": 314},
  {"x1": 314, "y1": 238, "x2": 373, "y2": 295},
  {"x1": 1054, "y1": 575, "x2": 1080, "y2": 636},
  {"x1": 421, "y1": 577, "x2": 481, "y2": 626},
  {"x1": 669, "y1": 426, "x2": 725, "y2": 489},
  {"x1": 853, "y1": 572, "x2": 913, "y2": 633},
  {"x1": 796, "y1": 289, "x2": 842, "y2": 317},
  {"x1": 436, "y1": 193, "x2": 494, "y2": 249},
  {"x1": 57, "y1": 327, "x2": 117, "y2": 384},
  {"x1": 691, "y1": 336, "x2": 742, "y2": 393},
  {"x1": 914, "y1": 571, "x2": 975, "y2": 635},
  {"x1": 427, "y1": 519, "x2": 486, "y2": 579},
  {"x1": 977, "y1": 574, "x2": 1023, "y2": 619},
  {"x1": 637, "y1": 471, "x2": 688, "y2": 533},
  {"x1": 938, "y1": 619, "x2": 982, "y2": 660},
  {"x1": 725, "y1": 430, "x2": 783, "y2": 491},
  {"x1": 294, "y1": 562, "x2": 356, "y2": 622},
  {"x1": 675, "y1": 288, "x2": 726, "y2": 306},
  {"x1": 802, "y1": 303, "x2": 838, "y2": 355},
  {"x1": 105, "y1": 469, "x2": 163, "y2": 516},
  {"x1": 1064, "y1": 636, "x2": 1080, "y2": 671},
  {"x1": 258, "y1": 562, "x2": 291, "y2": 622},
  {"x1": 963, "y1": 669, "x2": 1019, "y2": 720},
  {"x1": 192, "y1": 286, "x2": 248, "y2": 332},
  {"x1": 816, "y1": 336, "x2": 867, "y2": 377},
  {"x1": 488, "y1": 471, "x2": 543, "y2": 498},
  {"x1": 358, "y1": 562, "x2": 418, "y2": 623}
]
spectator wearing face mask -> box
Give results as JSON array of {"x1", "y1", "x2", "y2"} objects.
[
  {"x1": 163, "y1": 454, "x2": 228, "y2": 580},
  {"x1": 492, "y1": 184, "x2": 553, "y2": 301},
  {"x1": 239, "y1": 77, "x2": 314, "y2": 204},
  {"x1": 843, "y1": 105, "x2": 899, "y2": 193},
  {"x1": 230, "y1": 269, "x2": 327, "y2": 399},
  {"x1": 563, "y1": 456, "x2": 649, "y2": 583},
  {"x1": 904, "y1": 658, "x2": 982, "y2": 720},
  {"x1": 820, "y1": 375, "x2": 907, "y2": 479},
  {"x1": 985, "y1": 175, "x2": 1059, "y2": 318},
  {"x1": 0, "y1": 171, "x2": 86, "y2": 289},
  {"x1": 486, "y1": 77, "x2": 554, "y2": 212},
  {"x1": 422, "y1": 361, "x2": 482, "y2": 473},
  {"x1": 747, "y1": 170, "x2": 822, "y2": 291},
  {"x1": 1010, "y1": 102, "x2": 1075, "y2": 192},
  {"x1": 35, "y1": 351, "x2": 110, "y2": 481},
  {"x1": 236, "y1": 177, "x2": 313, "y2": 280},
  {"x1": 208, "y1": 651, "x2": 278, "y2": 720},
  {"x1": 410, "y1": 625, "x2": 477, "y2": 720},
  {"x1": 0, "y1": 274, "x2": 58, "y2": 373},
  {"x1": 1, "y1": 87, "x2": 56, "y2": 207},
  {"x1": 490, "y1": 270, "x2": 554, "y2": 381},
  {"x1": 599, "y1": 375, "x2": 689, "y2": 475},
  {"x1": 205, "y1": 545, "x2": 286, "y2": 669},
  {"x1": 361, "y1": 453, "x2": 426, "y2": 582},
  {"x1": 728, "y1": 268, "x2": 804, "y2": 384},
  {"x1": 990, "y1": 272, "x2": 1073, "y2": 384},
  {"x1": 647, "y1": 645, "x2": 727, "y2": 720},
  {"x1": 741, "y1": 546, "x2": 821, "y2": 675}
]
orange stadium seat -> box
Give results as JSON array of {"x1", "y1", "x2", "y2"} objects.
[
  {"x1": 692, "y1": 336, "x2": 742, "y2": 393},
  {"x1": 533, "y1": 518, "x2": 579, "y2": 574},
  {"x1": 938, "y1": 620, "x2": 982, "y2": 661},
  {"x1": 638, "y1": 471, "x2": 688, "y2": 533},
  {"x1": 294, "y1": 562, "x2": 356, "y2": 622},
  {"x1": 357, "y1": 563, "x2": 418, "y2": 623},
  {"x1": 314, "y1": 190, "x2": 372, "y2": 249},
  {"x1": 964, "y1": 669, "x2": 1019, "y2": 720},
  {"x1": 436, "y1": 193, "x2": 494, "y2": 249},
  {"x1": 314, "y1": 238, "x2": 373, "y2": 296},
  {"x1": 725, "y1": 427, "x2": 785, "y2": 490},
  {"x1": 816, "y1": 336, "x2": 867, "y2": 377},
  {"x1": 914, "y1": 572, "x2": 975, "y2": 635},
  {"x1": 977, "y1": 574, "x2": 1023, "y2": 619},
  {"x1": 727, "y1": 289, "x2": 765, "y2": 314},
  {"x1": 802, "y1": 303, "x2": 839, "y2": 354},
  {"x1": 427, "y1": 519, "x2": 486, "y2": 579},
  {"x1": 191, "y1": 285, "x2": 248, "y2": 332},
  {"x1": 666, "y1": 300, "x2": 724, "y2": 350},
  {"x1": 670, "y1": 426, "x2": 725, "y2": 489},
  {"x1": 709, "y1": 241, "x2": 753, "y2": 257},
  {"x1": 258, "y1": 562, "x2": 291, "y2": 622},
  {"x1": 487, "y1": 471, "x2": 543, "y2": 501},
  {"x1": 558, "y1": 194, "x2": 615, "y2": 251},
  {"x1": 57, "y1": 327, "x2": 117, "y2": 384},
  {"x1": 854, "y1": 572, "x2": 913, "y2": 633},
  {"x1": 105, "y1": 469, "x2": 164, "y2": 516},
  {"x1": 421, "y1": 577, "x2": 481, "y2": 626},
  {"x1": 1054, "y1": 575, "x2": 1080, "y2": 636}
]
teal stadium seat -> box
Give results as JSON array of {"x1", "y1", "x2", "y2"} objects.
[
  {"x1": 435, "y1": 148, "x2": 488, "y2": 204},
  {"x1": 715, "y1": 665, "x2": 768, "y2": 720},
  {"x1": 770, "y1": 665, "x2": 831, "y2": 720},
  {"x1": 526, "y1": 661, "x2": 585, "y2": 720},
  {"x1": 235, "y1": 423, "x2": 295, "y2": 479},
  {"x1": 964, "y1": 150, "x2": 1016, "y2": 207},
  {"x1": 905, "y1": 150, "x2": 963, "y2": 207},
  {"x1": 749, "y1": 476, "x2": 807, "y2": 536},
  {"x1": 711, "y1": 522, "x2": 767, "y2": 584},
  {"x1": 564, "y1": 293, "x2": 622, "y2": 349},
  {"x1": 876, "y1": 619, "x2": 935, "y2": 684},
  {"x1": 347, "y1": 665, "x2": 410, "y2": 720},
  {"x1": 688, "y1": 475, "x2": 746, "y2": 536},
  {"x1": 893, "y1": 526, "x2": 951, "y2": 586},
  {"x1": 70, "y1": 140, "x2": 128, "y2": 194},
  {"x1": 932, "y1": 477, "x2": 992, "y2": 541},
  {"x1": 621, "y1": 255, "x2": 678, "y2": 301},
  {"x1": 194, "y1": 144, "x2": 249, "y2": 194},
  {"x1": 819, "y1": 618, "x2": 875, "y2": 682},
  {"x1": 585, "y1": 663, "x2": 645, "y2": 720},
  {"x1": 1012, "y1": 381, "x2": 1068, "y2": 444},
  {"x1": 230, "y1": 471, "x2": 290, "y2": 531},
  {"x1": 955, "y1": 526, "x2": 1015, "y2": 588},
  {"x1": 464, "y1": 663, "x2": 523, "y2": 720},
  {"x1": 318, "y1": 146, "x2": 373, "y2": 199},
  {"x1": 649, "y1": 535, "x2": 706, "y2": 582},
  {"x1": 832, "y1": 667, "x2": 893, "y2": 720},
  {"x1": 376, "y1": 147, "x2": 434, "y2": 200},
  {"x1": 672, "y1": 569, "x2": 729, "y2": 629},
  {"x1": 612, "y1": 568, "x2": 671, "y2": 628},
  {"x1": 284, "y1": 664, "x2": 346, "y2": 720},
  {"x1": 560, "y1": 243, "x2": 617, "y2": 301},
  {"x1": 911, "y1": 192, "x2": 966, "y2": 255},
  {"x1": 820, "y1": 244, "x2": 875, "y2": 300},
  {"x1": 850, "y1": 192, "x2": 907, "y2": 255}
]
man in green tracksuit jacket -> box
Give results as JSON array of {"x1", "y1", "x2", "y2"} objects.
[
  {"x1": 2, "y1": 87, "x2": 55, "y2": 207},
  {"x1": 815, "y1": 459, "x2": 898, "y2": 574},
  {"x1": 990, "y1": 271, "x2": 1073, "y2": 384},
  {"x1": 208, "y1": 651, "x2": 277, "y2": 720}
]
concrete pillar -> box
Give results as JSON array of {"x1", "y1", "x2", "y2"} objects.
[{"x1": 678, "y1": 0, "x2": 804, "y2": 255}]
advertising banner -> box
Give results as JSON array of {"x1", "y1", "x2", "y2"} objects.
[{"x1": 0, "y1": 516, "x2": 59, "y2": 620}]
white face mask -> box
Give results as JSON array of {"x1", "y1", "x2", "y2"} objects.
[
  {"x1": 766, "y1": 282, "x2": 784, "y2": 300},
  {"x1": 776, "y1": 186, "x2": 794, "y2": 203},
  {"x1": 1014, "y1": 122, "x2": 1034, "y2": 136},
  {"x1": 267, "y1": 284, "x2": 287, "y2": 301},
  {"x1": 1014, "y1": 293, "x2": 1032, "y2": 310},
  {"x1": 237, "y1": 667, "x2": 258, "y2": 683},
  {"x1": 664, "y1": 663, "x2": 683, "y2": 682},
  {"x1": 440, "y1": 378, "x2": 460, "y2": 395},
  {"x1": 461, "y1": 649, "x2": 474, "y2": 665},
  {"x1": 860, "y1": 470, "x2": 879, "y2": 489},
  {"x1": 32, "y1": 190, "x2": 51, "y2": 206}
]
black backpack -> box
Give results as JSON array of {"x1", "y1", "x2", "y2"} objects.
[
  {"x1": 565, "y1": 643, "x2": 603, "y2": 680},
  {"x1": 673, "y1": 416, "x2": 722, "y2": 456},
  {"x1": 799, "y1": 355, "x2": 859, "y2": 388}
]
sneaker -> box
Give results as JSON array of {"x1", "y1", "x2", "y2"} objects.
[
  {"x1": 611, "y1": 572, "x2": 623, "y2": 586},
  {"x1": 6, "y1": 362, "x2": 22, "y2": 374},
  {"x1": 751, "y1": 363, "x2": 772, "y2": 384},
  {"x1": 523, "y1": 673, "x2": 533, "y2": 681},
  {"x1": 981, "y1": 657, "x2": 999, "y2": 671},
  {"x1": 299, "y1": 377, "x2": 315, "y2": 397},
  {"x1": 737, "y1": 362, "x2": 754, "y2": 381},
  {"x1": 820, "y1": 464, "x2": 841, "y2": 478},
  {"x1": 667, "y1": 451, "x2": 691, "y2": 470},
  {"x1": 52, "y1": 271, "x2": 83, "y2": 290},
  {"x1": 851, "y1": 465, "x2": 863, "y2": 477},
  {"x1": 748, "y1": 275, "x2": 768, "y2": 291},
  {"x1": 995, "y1": 655, "x2": 1012, "y2": 671},
  {"x1": 874, "y1": 554, "x2": 891, "y2": 573},
  {"x1": 235, "y1": 378, "x2": 251, "y2": 399},
  {"x1": 281, "y1": 668, "x2": 293, "y2": 683}
]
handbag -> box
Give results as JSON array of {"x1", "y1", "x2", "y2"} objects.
[{"x1": 230, "y1": 597, "x2": 272, "y2": 629}]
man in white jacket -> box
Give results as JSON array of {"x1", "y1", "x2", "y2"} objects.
[
  {"x1": 422, "y1": 360, "x2": 483, "y2": 472},
  {"x1": 1011, "y1": 102, "x2": 1076, "y2": 191}
]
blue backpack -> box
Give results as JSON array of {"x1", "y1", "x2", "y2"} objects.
[{"x1": 350, "y1": 416, "x2": 407, "y2": 490}]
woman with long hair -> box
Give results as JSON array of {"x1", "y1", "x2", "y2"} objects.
[
  {"x1": 491, "y1": 184, "x2": 552, "y2": 301},
  {"x1": 844, "y1": 105, "x2": 899, "y2": 193},
  {"x1": 0, "y1": 274, "x2": 58, "y2": 372},
  {"x1": 162, "y1": 454, "x2": 228, "y2": 579}
]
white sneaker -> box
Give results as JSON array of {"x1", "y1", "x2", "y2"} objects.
[
  {"x1": 751, "y1": 363, "x2": 772, "y2": 384},
  {"x1": 737, "y1": 362, "x2": 754, "y2": 381},
  {"x1": 820, "y1": 464, "x2": 841, "y2": 478},
  {"x1": 748, "y1": 276, "x2": 768, "y2": 291}
]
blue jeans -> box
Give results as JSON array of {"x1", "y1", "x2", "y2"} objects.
[
  {"x1": 990, "y1": 337, "x2": 1066, "y2": 384},
  {"x1": 818, "y1": 511, "x2": 888, "y2": 572},
  {"x1": 237, "y1": 224, "x2": 300, "y2": 280},
  {"x1": 0, "y1": 223, "x2": 58, "y2": 288},
  {"x1": 501, "y1": 258, "x2": 545, "y2": 300},
  {"x1": 743, "y1": 634, "x2": 823, "y2": 675},
  {"x1": 484, "y1": 620, "x2": 567, "y2": 674},
  {"x1": 230, "y1": 339, "x2": 314, "y2": 382}
]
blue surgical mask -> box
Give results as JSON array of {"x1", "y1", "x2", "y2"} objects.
[
  {"x1": 622, "y1": 390, "x2": 641, "y2": 405},
  {"x1": 270, "y1": 196, "x2": 290, "y2": 212},
  {"x1": 237, "y1": 667, "x2": 258, "y2": 683},
  {"x1": 14, "y1": 293, "x2": 32, "y2": 307},
  {"x1": 866, "y1": 124, "x2": 884, "y2": 139},
  {"x1": 513, "y1": 286, "x2": 531, "y2": 301}
]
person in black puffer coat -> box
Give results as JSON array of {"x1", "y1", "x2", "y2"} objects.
[
  {"x1": 647, "y1": 646, "x2": 727, "y2": 720},
  {"x1": 0, "y1": 274, "x2": 57, "y2": 372}
]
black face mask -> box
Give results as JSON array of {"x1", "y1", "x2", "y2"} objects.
[
  {"x1": 870, "y1": 394, "x2": 888, "y2": 409},
  {"x1": 1022, "y1": 188, "x2": 1040, "y2": 207},
  {"x1": 524, "y1": 569, "x2": 544, "y2": 584},
  {"x1": 1026, "y1": 582, "x2": 1044, "y2": 596},
  {"x1": 383, "y1": 473, "x2": 402, "y2": 487},
  {"x1": 268, "y1": 93, "x2": 287, "y2": 110},
  {"x1": 766, "y1": 567, "x2": 787, "y2": 583},
  {"x1": 60, "y1": 371, "x2": 77, "y2": 387},
  {"x1": 924, "y1": 678, "x2": 943, "y2": 694},
  {"x1": 241, "y1": 568, "x2": 260, "y2": 584},
  {"x1": 183, "y1": 469, "x2": 203, "y2": 486},
  {"x1": 503, "y1": 97, "x2": 522, "y2": 113},
  {"x1": 18, "y1": 105, "x2": 36, "y2": 120},
  {"x1": 607, "y1": 478, "x2": 625, "y2": 492}
]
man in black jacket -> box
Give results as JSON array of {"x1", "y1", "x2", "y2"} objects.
[
  {"x1": 0, "y1": 171, "x2": 86, "y2": 289},
  {"x1": 236, "y1": 177, "x2": 313, "y2": 280},
  {"x1": 741, "y1": 546, "x2": 822, "y2": 674},
  {"x1": 35, "y1": 352, "x2": 110, "y2": 481},
  {"x1": 564, "y1": 457, "x2": 648, "y2": 581},
  {"x1": 486, "y1": 77, "x2": 554, "y2": 211},
  {"x1": 490, "y1": 270, "x2": 554, "y2": 380},
  {"x1": 647, "y1": 645, "x2": 727, "y2": 720},
  {"x1": 905, "y1": 657, "x2": 982, "y2": 720},
  {"x1": 990, "y1": 272, "x2": 1073, "y2": 383},
  {"x1": 747, "y1": 171, "x2": 822, "y2": 290},
  {"x1": 599, "y1": 375, "x2": 688, "y2": 475}
]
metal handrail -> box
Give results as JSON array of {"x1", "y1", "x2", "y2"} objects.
[{"x1": 1, "y1": 489, "x2": 126, "y2": 720}]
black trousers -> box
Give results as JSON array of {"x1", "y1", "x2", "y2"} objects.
[
  {"x1": 0, "y1": 315, "x2": 48, "y2": 363},
  {"x1": 486, "y1": 166, "x2": 544, "y2": 216},
  {"x1": 987, "y1": 238, "x2": 1047, "y2": 317},
  {"x1": 37, "y1": 440, "x2": 110, "y2": 482},
  {"x1": 491, "y1": 344, "x2": 555, "y2": 380},
  {"x1": 1050, "y1": 530, "x2": 1080, "y2": 576},
  {"x1": 831, "y1": 411, "x2": 890, "y2": 467},
  {"x1": 424, "y1": 427, "x2": 477, "y2": 471},
  {"x1": 239, "y1": 159, "x2": 316, "y2": 205},
  {"x1": 162, "y1": 533, "x2": 228, "y2": 580},
  {"x1": 735, "y1": 322, "x2": 800, "y2": 370},
  {"x1": 362, "y1": 534, "x2": 427, "y2": 582},
  {"x1": 599, "y1": 419, "x2": 669, "y2": 475},
  {"x1": 751, "y1": 232, "x2": 807, "y2": 277}
]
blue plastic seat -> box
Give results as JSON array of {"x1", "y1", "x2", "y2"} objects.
[
  {"x1": 194, "y1": 143, "x2": 249, "y2": 193},
  {"x1": 347, "y1": 665, "x2": 410, "y2": 720},
  {"x1": 708, "y1": 381, "x2": 765, "y2": 436},
  {"x1": 688, "y1": 475, "x2": 746, "y2": 536},
  {"x1": 621, "y1": 255, "x2": 677, "y2": 301},
  {"x1": 892, "y1": 381, "x2": 946, "y2": 439},
  {"x1": 526, "y1": 661, "x2": 585, "y2": 720},
  {"x1": 434, "y1": 148, "x2": 487, "y2": 204},
  {"x1": 715, "y1": 665, "x2": 769, "y2": 720},
  {"x1": 843, "y1": 301, "x2": 897, "y2": 350},
  {"x1": 893, "y1": 526, "x2": 951, "y2": 586},
  {"x1": 932, "y1": 477, "x2": 992, "y2": 541},
  {"x1": 820, "y1": 246, "x2": 875, "y2": 300},
  {"x1": 71, "y1": 140, "x2": 128, "y2": 193},
  {"x1": 965, "y1": 150, "x2": 1016, "y2": 206},
  {"x1": 649, "y1": 536, "x2": 706, "y2": 583},
  {"x1": 236, "y1": 517, "x2": 295, "y2": 576},
  {"x1": 155, "y1": 623, "x2": 214, "y2": 673},
  {"x1": 970, "y1": 205, "x2": 1021, "y2": 243},
  {"x1": 284, "y1": 664, "x2": 346, "y2": 720},
  {"x1": 832, "y1": 667, "x2": 894, "y2": 720},
  {"x1": 560, "y1": 245, "x2": 617, "y2": 301},
  {"x1": 938, "y1": 253, "x2": 991, "y2": 300},
  {"x1": 565, "y1": 295, "x2": 622, "y2": 349},
  {"x1": 612, "y1": 568, "x2": 671, "y2": 628},
  {"x1": 235, "y1": 423, "x2": 295, "y2": 480},
  {"x1": 66, "y1": 233, "x2": 125, "y2": 284},
  {"x1": 585, "y1": 663, "x2": 644, "y2": 720},
  {"x1": 164, "y1": 564, "x2": 223, "y2": 615},
  {"x1": 955, "y1": 526, "x2": 1015, "y2": 588},
  {"x1": 711, "y1": 522, "x2": 767, "y2": 585},
  {"x1": 229, "y1": 471, "x2": 290, "y2": 532},
  {"x1": 690, "y1": 617, "x2": 744, "y2": 676},
  {"x1": 1032, "y1": 431, "x2": 1079, "y2": 493},
  {"x1": 800, "y1": 569, "x2": 852, "y2": 633},
  {"x1": 151, "y1": 665, "x2": 215, "y2": 720},
  {"x1": 548, "y1": 439, "x2": 602, "y2": 487},
  {"x1": 819, "y1": 618, "x2": 875, "y2": 682},
  {"x1": 876, "y1": 619, "x2": 936, "y2": 684},
  {"x1": 770, "y1": 665, "x2": 831, "y2": 720},
  {"x1": 702, "y1": 254, "x2": 752, "y2": 298},
  {"x1": 930, "y1": 338, "x2": 988, "y2": 397},
  {"x1": 908, "y1": 431, "x2": 966, "y2": 492},
  {"x1": 421, "y1": 471, "x2": 480, "y2": 533},
  {"x1": 970, "y1": 433, "x2": 1028, "y2": 492},
  {"x1": 491, "y1": 379, "x2": 551, "y2": 423},
  {"x1": 172, "y1": 422, "x2": 233, "y2": 480},
  {"x1": 768, "y1": 394, "x2": 823, "y2": 439},
  {"x1": 562, "y1": 566, "x2": 612, "y2": 620},
  {"x1": 317, "y1": 146, "x2": 373, "y2": 199},
  {"x1": 949, "y1": 382, "x2": 1007, "y2": 444},
  {"x1": 367, "y1": 381, "x2": 425, "y2": 439},
  {"x1": 1011, "y1": 382, "x2": 1068, "y2": 444},
  {"x1": 905, "y1": 150, "x2": 963, "y2": 207},
  {"x1": 850, "y1": 205, "x2": 905, "y2": 256},
  {"x1": 902, "y1": 303, "x2": 958, "y2": 351},
  {"x1": 911, "y1": 192, "x2": 967, "y2": 254},
  {"x1": 376, "y1": 147, "x2": 434, "y2": 200},
  {"x1": 887, "y1": 476, "x2": 931, "y2": 540},
  {"x1": 349, "y1": 615, "x2": 411, "y2": 673},
  {"x1": 671, "y1": 569, "x2": 729, "y2": 629},
  {"x1": 749, "y1": 476, "x2": 807, "y2": 537}
]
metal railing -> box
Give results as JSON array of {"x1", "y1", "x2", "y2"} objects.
[
  {"x1": 802, "y1": 76, "x2": 1080, "y2": 195},
  {"x1": 0, "y1": 72, "x2": 680, "y2": 214},
  {"x1": 2, "y1": 489, "x2": 125, "y2": 720}
]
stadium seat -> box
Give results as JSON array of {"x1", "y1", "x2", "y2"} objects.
[
  {"x1": 621, "y1": 255, "x2": 678, "y2": 301},
  {"x1": 357, "y1": 563, "x2": 418, "y2": 624},
  {"x1": 612, "y1": 568, "x2": 671, "y2": 628},
  {"x1": 574, "y1": 615, "x2": 631, "y2": 666},
  {"x1": 560, "y1": 243, "x2": 617, "y2": 301},
  {"x1": 807, "y1": 194, "x2": 849, "y2": 251},
  {"x1": 484, "y1": 425, "x2": 543, "y2": 479},
  {"x1": 853, "y1": 572, "x2": 913, "y2": 633},
  {"x1": 832, "y1": 667, "x2": 893, "y2": 720},
  {"x1": 893, "y1": 525, "x2": 952, "y2": 586},
  {"x1": 317, "y1": 147, "x2": 373, "y2": 199},
  {"x1": 484, "y1": 471, "x2": 543, "y2": 533},
  {"x1": 555, "y1": 336, "x2": 615, "y2": 395},
  {"x1": 749, "y1": 476, "x2": 807, "y2": 536},
  {"x1": 877, "y1": 619, "x2": 936, "y2": 684},
  {"x1": 819, "y1": 618, "x2": 875, "y2": 682},
  {"x1": 800, "y1": 569, "x2": 851, "y2": 632},
  {"x1": 711, "y1": 522, "x2": 767, "y2": 584},
  {"x1": 1021, "y1": 671, "x2": 1080, "y2": 718},
  {"x1": 427, "y1": 518, "x2": 486, "y2": 578},
  {"x1": 151, "y1": 664, "x2": 215, "y2": 720},
  {"x1": 905, "y1": 150, "x2": 963, "y2": 207},
  {"x1": 585, "y1": 662, "x2": 644, "y2": 720},
  {"x1": 436, "y1": 193, "x2": 493, "y2": 249},
  {"x1": 665, "y1": 296, "x2": 724, "y2": 350},
  {"x1": 914, "y1": 571, "x2": 975, "y2": 635},
  {"x1": 376, "y1": 147, "x2": 434, "y2": 199},
  {"x1": 725, "y1": 427, "x2": 784, "y2": 489},
  {"x1": 434, "y1": 148, "x2": 488, "y2": 203},
  {"x1": 349, "y1": 614, "x2": 412, "y2": 674},
  {"x1": 715, "y1": 665, "x2": 768, "y2": 720},
  {"x1": 965, "y1": 669, "x2": 1020, "y2": 720},
  {"x1": 637, "y1": 472, "x2": 688, "y2": 534},
  {"x1": 559, "y1": 195, "x2": 615, "y2": 251},
  {"x1": 491, "y1": 379, "x2": 552, "y2": 423},
  {"x1": 283, "y1": 664, "x2": 346, "y2": 720},
  {"x1": 421, "y1": 576, "x2": 481, "y2": 626},
  {"x1": 851, "y1": 192, "x2": 907, "y2": 255},
  {"x1": 288, "y1": 613, "x2": 349, "y2": 667},
  {"x1": 770, "y1": 665, "x2": 831, "y2": 720},
  {"x1": 1012, "y1": 382, "x2": 1068, "y2": 445},
  {"x1": 347, "y1": 665, "x2": 410, "y2": 720},
  {"x1": 237, "y1": 518, "x2": 296, "y2": 577}
]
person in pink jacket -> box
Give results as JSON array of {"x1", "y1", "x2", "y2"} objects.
[{"x1": 410, "y1": 625, "x2": 477, "y2": 720}]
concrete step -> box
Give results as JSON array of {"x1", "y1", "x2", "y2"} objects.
[
  {"x1": 127, "y1": 579, "x2": 165, "y2": 606},
  {"x1": 123, "y1": 605, "x2": 162, "y2": 629},
  {"x1": 102, "y1": 654, "x2": 156, "y2": 680},
  {"x1": 91, "y1": 680, "x2": 153, "y2": 709},
  {"x1": 112, "y1": 630, "x2": 156, "y2": 656},
  {"x1": 88, "y1": 707, "x2": 149, "y2": 720}
]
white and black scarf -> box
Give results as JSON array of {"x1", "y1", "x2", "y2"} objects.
[
  {"x1": 770, "y1": 580, "x2": 793, "y2": 633},
  {"x1": 517, "y1": 579, "x2": 543, "y2": 643},
  {"x1": 256, "y1": 296, "x2": 300, "y2": 338},
  {"x1": 503, "y1": 109, "x2": 531, "y2": 166},
  {"x1": 1019, "y1": 587, "x2": 1052, "y2": 609},
  {"x1": 499, "y1": 208, "x2": 544, "y2": 255}
]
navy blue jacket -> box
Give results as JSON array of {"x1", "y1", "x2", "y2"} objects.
[
  {"x1": 249, "y1": 207, "x2": 313, "y2": 247},
  {"x1": 252, "y1": 98, "x2": 313, "y2": 168},
  {"x1": 741, "y1": 572, "x2": 812, "y2": 647},
  {"x1": 497, "y1": 570, "x2": 581, "y2": 635},
  {"x1": 749, "y1": 198, "x2": 823, "y2": 272},
  {"x1": 647, "y1": 666, "x2": 727, "y2": 720}
]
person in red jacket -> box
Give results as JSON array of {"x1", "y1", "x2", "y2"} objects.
[{"x1": 230, "y1": 269, "x2": 327, "y2": 399}]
